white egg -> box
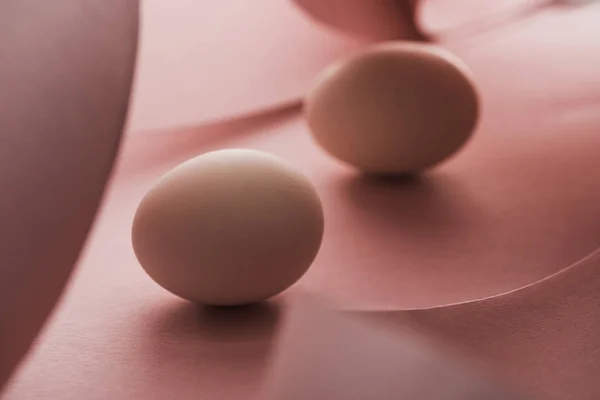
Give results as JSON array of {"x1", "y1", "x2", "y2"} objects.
[{"x1": 132, "y1": 149, "x2": 324, "y2": 306}]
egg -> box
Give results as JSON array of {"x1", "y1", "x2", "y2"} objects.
[
  {"x1": 132, "y1": 149, "x2": 324, "y2": 306},
  {"x1": 305, "y1": 42, "x2": 479, "y2": 175}
]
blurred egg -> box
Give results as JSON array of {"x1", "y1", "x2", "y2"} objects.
[
  {"x1": 132, "y1": 149, "x2": 324, "y2": 306},
  {"x1": 305, "y1": 42, "x2": 479, "y2": 175}
]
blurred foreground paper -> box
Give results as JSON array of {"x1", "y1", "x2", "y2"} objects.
[
  {"x1": 263, "y1": 300, "x2": 526, "y2": 400},
  {"x1": 0, "y1": 0, "x2": 138, "y2": 389}
]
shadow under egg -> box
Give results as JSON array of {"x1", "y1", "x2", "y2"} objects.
[
  {"x1": 147, "y1": 298, "x2": 284, "y2": 343},
  {"x1": 129, "y1": 298, "x2": 287, "y2": 399},
  {"x1": 340, "y1": 170, "x2": 484, "y2": 237}
]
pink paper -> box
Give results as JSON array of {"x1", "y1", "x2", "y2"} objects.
[
  {"x1": 4, "y1": 2, "x2": 600, "y2": 400},
  {"x1": 0, "y1": 0, "x2": 137, "y2": 389},
  {"x1": 264, "y1": 299, "x2": 525, "y2": 399},
  {"x1": 128, "y1": 0, "x2": 374, "y2": 133},
  {"x1": 292, "y1": 0, "x2": 423, "y2": 40},
  {"x1": 417, "y1": 0, "x2": 547, "y2": 39},
  {"x1": 367, "y1": 247, "x2": 600, "y2": 400}
]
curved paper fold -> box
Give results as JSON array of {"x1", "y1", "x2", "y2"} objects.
[
  {"x1": 128, "y1": 0, "x2": 374, "y2": 133},
  {"x1": 0, "y1": 0, "x2": 138, "y2": 389},
  {"x1": 361, "y1": 247, "x2": 600, "y2": 400},
  {"x1": 264, "y1": 299, "x2": 525, "y2": 399},
  {"x1": 416, "y1": 0, "x2": 547, "y2": 39}
]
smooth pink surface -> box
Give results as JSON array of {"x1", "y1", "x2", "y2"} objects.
[
  {"x1": 128, "y1": 0, "x2": 374, "y2": 132},
  {"x1": 417, "y1": 0, "x2": 546, "y2": 38},
  {"x1": 396, "y1": 247, "x2": 600, "y2": 400},
  {"x1": 265, "y1": 300, "x2": 525, "y2": 399},
  {"x1": 4, "y1": 2, "x2": 600, "y2": 400},
  {"x1": 0, "y1": 0, "x2": 138, "y2": 389}
]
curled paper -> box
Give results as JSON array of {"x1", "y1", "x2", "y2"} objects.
[
  {"x1": 129, "y1": 0, "x2": 376, "y2": 133},
  {"x1": 416, "y1": 0, "x2": 547, "y2": 39},
  {"x1": 264, "y1": 298, "x2": 526, "y2": 399},
  {"x1": 0, "y1": 0, "x2": 138, "y2": 389}
]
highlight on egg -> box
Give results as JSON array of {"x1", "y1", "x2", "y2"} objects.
[{"x1": 132, "y1": 149, "x2": 324, "y2": 306}]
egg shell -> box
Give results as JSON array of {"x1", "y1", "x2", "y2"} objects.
[
  {"x1": 132, "y1": 149, "x2": 324, "y2": 306},
  {"x1": 305, "y1": 42, "x2": 479, "y2": 174}
]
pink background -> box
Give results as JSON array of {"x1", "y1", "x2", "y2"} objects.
[{"x1": 4, "y1": 1, "x2": 600, "y2": 399}]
